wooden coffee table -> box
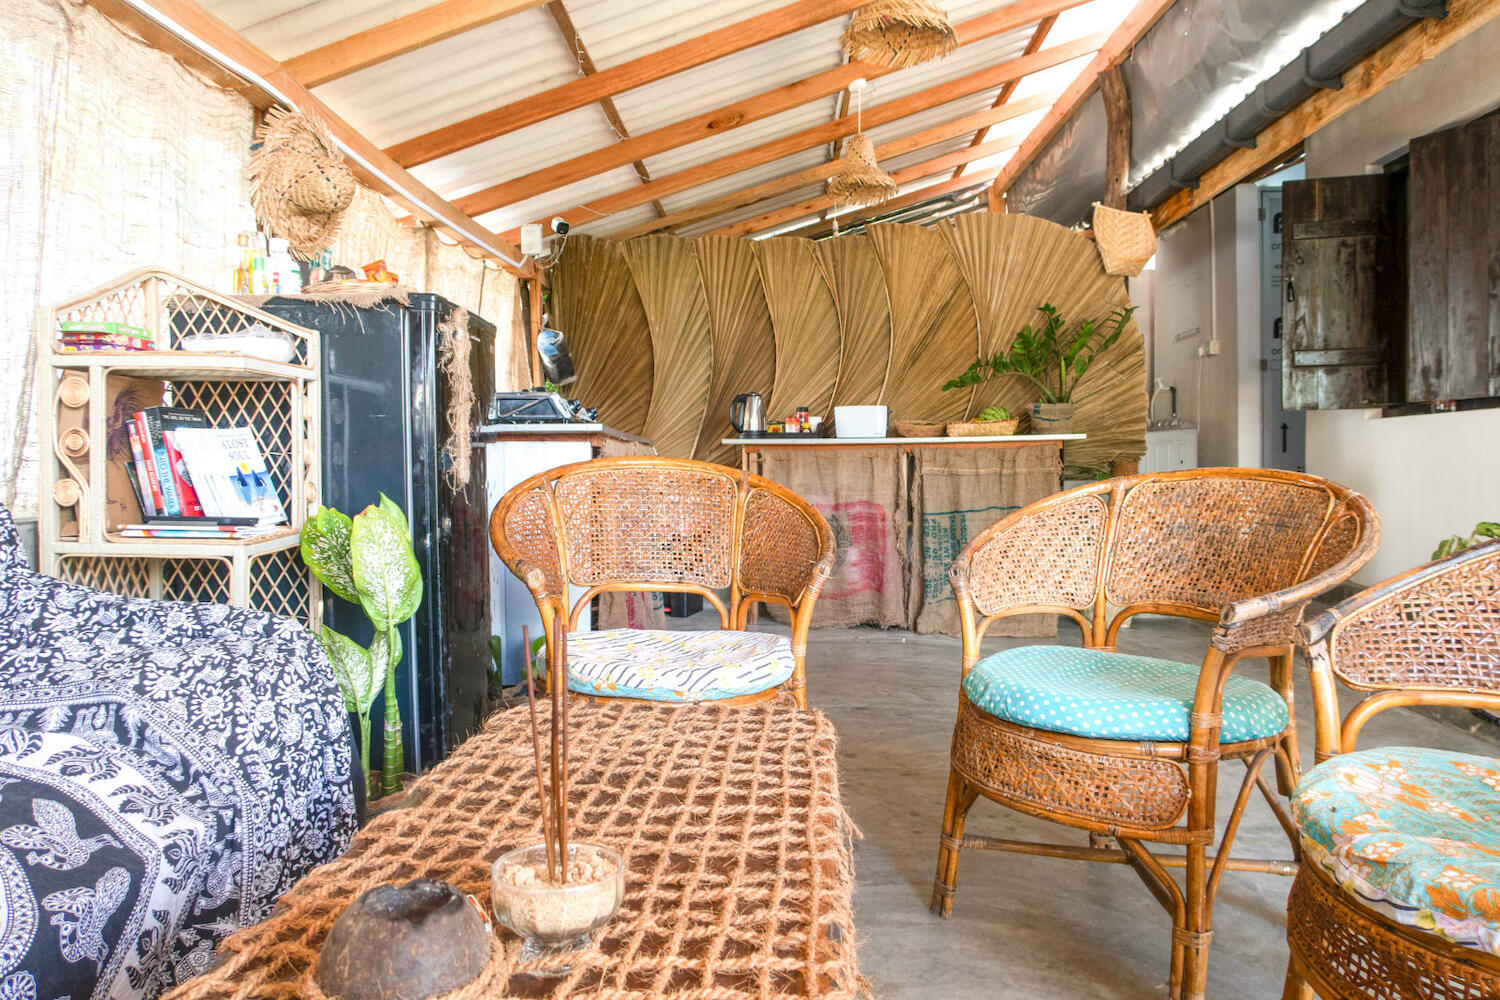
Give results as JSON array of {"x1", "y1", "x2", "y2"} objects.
[{"x1": 168, "y1": 702, "x2": 864, "y2": 999}]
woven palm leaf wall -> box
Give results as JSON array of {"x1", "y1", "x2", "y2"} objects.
[{"x1": 551, "y1": 218, "x2": 1146, "y2": 475}]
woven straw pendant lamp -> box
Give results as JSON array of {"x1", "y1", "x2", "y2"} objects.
[
  {"x1": 827, "y1": 80, "x2": 898, "y2": 208},
  {"x1": 842, "y1": 0, "x2": 958, "y2": 68}
]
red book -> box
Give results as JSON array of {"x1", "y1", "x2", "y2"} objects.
[
  {"x1": 125, "y1": 421, "x2": 157, "y2": 517},
  {"x1": 162, "y1": 431, "x2": 205, "y2": 517},
  {"x1": 134, "y1": 413, "x2": 166, "y2": 515}
]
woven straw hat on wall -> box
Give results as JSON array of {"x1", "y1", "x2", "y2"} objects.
[
  {"x1": 842, "y1": 0, "x2": 958, "y2": 69},
  {"x1": 250, "y1": 107, "x2": 357, "y2": 260}
]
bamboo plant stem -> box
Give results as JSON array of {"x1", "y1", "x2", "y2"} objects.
[
  {"x1": 522, "y1": 624, "x2": 557, "y2": 881},
  {"x1": 381, "y1": 626, "x2": 402, "y2": 797},
  {"x1": 556, "y1": 627, "x2": 571, "y2": 875}
]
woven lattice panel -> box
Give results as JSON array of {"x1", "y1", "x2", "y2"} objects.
[
  {"x1": 694, "y1": 236, "x2": 775, "y2": 465},
  {"x1": 968, "y1": 492, "x2": 1108, "y2": 616},
  {"x1": 865, "y1": 223, "x2": 976, "y2": 425},
  {"x1": 54, "y1": 555, "x2": 151, "y2": 597},
  {"x1": 166, "y1": 703, "x2": 863, "y2": 1000},
  {"x1": 951, "y1": 701, "x2": 1189, "y2": 830},
  {"x1": 739, "y1": 487, "x2": 822, "y2": 604},
  {"x1": 755, "y1": 238, "x2": 841, "y2": 422},
  {"x1": 52, "y1": 270, "x2": 312, "y2": 364},
  {"x1": 814, "y1": 237, "x2": 891, "y2": 409},
  {"x1": 171, "y1": 379, "x2": 295, "y2": 516},
  {"x1": 550, "y1": 235, "x2": 653, "y2": 436},
  {"x1": 160, "y1": 557, "x2": 231, "y2": 604},
  {"x1": 250, "y1": 546, "x2": 314, "y2": 625},
  {"x1": 1288, "y1": 863, "x2": 1500, "y2": 1000},
  {"x1": 621, "y1": 236, "x2": 714, "y2": 459}
]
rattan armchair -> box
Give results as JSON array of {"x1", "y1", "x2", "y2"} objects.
[
  {"x1": 930, "y1": 468, "x2": 1379, "y2": 1000},
  {"x1": 1283, "y1": 539, "x2": 1500, "y2": 1000},
  {"x1": 488, "y1": 456, "x2": 835, "y2": 709}
]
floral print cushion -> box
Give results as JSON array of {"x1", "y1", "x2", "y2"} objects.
[
  {"x1": 565, "y1": 629, "x2": 794, "y2": 702},
  {"x1": 962, "y1": 645, "x2": 1289, "y2": 742},
  {"x1": 1293, "y1": 748, "x2": 1500, "y2": 954}
]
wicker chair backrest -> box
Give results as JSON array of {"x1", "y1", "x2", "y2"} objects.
[
  {"x1": 1103, "y1": 474, "x2": 1336, "y2": 615},
  {"x1": 967, "y1": 491, "x2": 1110, "y2": 615},
  {"x1": 1313, "y1": 540, "x2": 1500, "y2": 693},
  {"x1": 553, "y1": 464, "x2": 738, "y2": 590}
]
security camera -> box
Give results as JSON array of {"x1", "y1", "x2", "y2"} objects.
[{"x1": 551, "y1": 217, "x2": 570, "y2": 236}]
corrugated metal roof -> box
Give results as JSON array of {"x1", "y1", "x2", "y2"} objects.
[{"x1": 195, "y1": 0, "x2": 1139, "y2": 243}]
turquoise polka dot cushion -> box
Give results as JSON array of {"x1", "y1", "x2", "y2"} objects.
[
  {"x1": 962, "y1": 645, "x2": 1289, "y2": 743},
  {"x1": 1293, "y1": 748, "x2": 1500, "y2": 954}
]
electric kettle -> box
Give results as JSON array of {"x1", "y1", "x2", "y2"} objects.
[{"x1": 729, "y1": 392, "x2": 766, "y2": 437}]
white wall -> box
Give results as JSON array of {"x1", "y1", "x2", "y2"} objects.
[
  {"x1": 1300, "y1": 16, "x2": 1500, "y2": 585},
  {"x1": 1150, "y1": 185, "x2": 1262, "y2": 467}
]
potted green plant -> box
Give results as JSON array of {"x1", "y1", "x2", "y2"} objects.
[
  {"x1": 1433, "y1": 521, "x2": 1500, "y2": 559},
  {"x1": 301, "y1": 495, "x2": 423, "y2": 799},
  {"x1": 942, "y1": 302, "x2": 1136, "y2": 434}
]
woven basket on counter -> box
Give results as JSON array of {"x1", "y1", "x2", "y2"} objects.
[
  {"x1": 1092, "y1": 202, "x2": 1157, "y2": 277},
  {"x1": 894, "y1": 419, "x2": 945, "y2": 437},
  {"x1": 946, "y1": 417, "x2": 1020, "y2": 437}
]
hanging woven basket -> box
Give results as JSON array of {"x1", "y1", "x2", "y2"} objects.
[
  {"x1": 1092, "y1": 202, "x2": 1157, "y2": 277},
  {"x1": 250, "y1": 107, "x2": 357, "y2": 260},
  {"x1": 827, "y1": 132, "x2": 899, "y2": 208},
  {"x1": 841, "y1": 0, "x2": 958, "y2": 69}
]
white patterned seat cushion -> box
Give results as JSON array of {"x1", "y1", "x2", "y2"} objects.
[{"x1": 564, "y1": 629, "x2": 795, "y2": 702}]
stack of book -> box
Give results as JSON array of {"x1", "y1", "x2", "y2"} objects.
[
  {"x1": 123, "y1": 406, "x2": 287, "y2": 539},
  {"x1": 59, "y1": 320, "x2": 156, "y2": 352}
]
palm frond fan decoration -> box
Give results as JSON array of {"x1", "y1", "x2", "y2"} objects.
[
  {"x1": 842, "y1": 0, "x2": 958, "y2": 69},
  {"x1": 249, "y1": 107, "x2": 357, "y2": 260},
  {"x1": 827, "y1": 80, "x2": 898, "y2": 208}
]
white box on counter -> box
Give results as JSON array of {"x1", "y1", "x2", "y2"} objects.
[{"x1": 833, "y1": 405, "x2": 888, "y2": 438}]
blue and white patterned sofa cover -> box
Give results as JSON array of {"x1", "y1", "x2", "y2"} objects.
[{"x1": 0, "y1": 504, "x2": 358, "y2": 999}]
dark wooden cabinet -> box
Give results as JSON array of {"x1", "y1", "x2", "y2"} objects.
[
  {"x1": 1408, "y1": 112, "x2": 1500, "y2": 402},
  {"x1": 1281, "y1": 176, "x2": 1404, "y2": 410}
]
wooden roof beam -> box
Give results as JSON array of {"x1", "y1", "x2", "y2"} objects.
[
  {"x1": 711, "y1": 137, "x2": 1021, "y2": 238},
  {"x1": 386, "y1": 0, "x2": 874, "y2": 166},
  {"x1": 988, "y1": 0, "x2": 1177, "y2": 211},
  {"x1": 609, "y1": 111, "x2": 1035, "y2": 240},
  {"x1": 92, "y1": 0, "x2": 530, "y2": 272},
  {"x1": 284, "y1": 0, "x2": 549, "y2": 88},
  {"x1": 1151, "y1": 0, "x2": 1500, "y2": 231},
  {"x1": 462, "y1": 22, "x2": 1104, "y2": 218},
  {"x1": 497, "y1": 86, "x2": 1061, "y2": 243}
]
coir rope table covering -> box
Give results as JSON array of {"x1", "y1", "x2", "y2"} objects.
[{"x1": 167, "y1": 702, "x2": 865, "y2": 1000}]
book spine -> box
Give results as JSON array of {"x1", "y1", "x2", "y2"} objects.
[
  {"x1": 126, "y1": 422, "x2": 157, "y2": 518},
  {"x1": 162, "y1": 431, "x2": 205, "y2": 517},
  {"x1": 134, "y1": 414, "x2": 167, "y2": 516},
  {"x1": 141, "y1": 411, "x2": 179, "y2": 516}
]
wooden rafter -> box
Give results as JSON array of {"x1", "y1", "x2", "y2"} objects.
[
  {"x1": 778, "y1": 171, "x2": 1002, "y2": 240},
  {"x1": 91, "y1": 0, "x2": 529, "y2": 272},
  {"x1": 497, "y1": 87, "x2": 1063, "y2": 244},
  {"x1": 1151, "y1": 0, "x2": 1500, "y2": 230},
  {"x1": 988, "y1": 0, "x2": 1177, "y2": 210},
  {"x1": 610, "y1": 112, "x2": 1036, "y2": 240},
  {"x1": 284, "y1": 0, "x2": 550, "y2": 88},
  {"x1": 462, "y1": 25, "x2": 1105, "y2": 218},
  {"x1": 543, "y1": 0, "x2": 667, "y2": 219},
  {"x1": 1099, "y1": 65, "x2": 1130, "y2": 208},
  {"x1": 386, "y1": 0, "x2": 872, "y2": 166},
  {"x1": 711, "y1": 137, "x2": 1021, "y2": 238},
  {"x1": 954, "y1": 13, "x2": 1056, "y2": 181}
]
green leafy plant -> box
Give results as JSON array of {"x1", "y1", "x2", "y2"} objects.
[
  {"x1": 974, "y1": 405, "x2": 1011, "y2": 422},
  {"x1": 301, "y1": 495, "x2": 423, "y2": 798},
  {"x1": 942, "y1": 303, "x2": 1136, "y2": 403},
  {"x1": 1433, "y1": 521, "x2": 1500, "y2": 560}
]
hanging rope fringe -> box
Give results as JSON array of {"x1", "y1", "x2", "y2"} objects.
[{"x1": 437, "y1": 308, "x2": 474, "y2": 491}]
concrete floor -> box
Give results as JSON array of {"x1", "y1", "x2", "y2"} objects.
[{"x1": 752, "y1": 614, "x2": 1500, "y2": 1000}]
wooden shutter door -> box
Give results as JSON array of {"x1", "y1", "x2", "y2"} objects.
[{"x1": 1281, "y1": 176, "x2": 1401, "y2": 409}]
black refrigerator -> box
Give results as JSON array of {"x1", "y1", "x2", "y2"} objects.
[{"x1": 261, "y1": 293, "x2": 496, "y2": 774}]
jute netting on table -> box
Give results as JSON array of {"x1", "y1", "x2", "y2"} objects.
[{"x1": 166, "y1": 703, "x2": 866, "y2": 1000}]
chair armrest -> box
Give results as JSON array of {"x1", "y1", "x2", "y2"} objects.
[
  {"x1": 488, "y1": 486, "x2": 569, "y2": 618},
  {"x1": 737, "y1": 485, "x2": 835, "y2": 610}
]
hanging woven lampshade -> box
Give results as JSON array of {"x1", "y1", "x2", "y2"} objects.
[
  {"x1": 841, "y1": 0, "x2": 958, "y2": 69},
  {"x1": 827, "y1": 132, "x2": 899, "y2": 208}
]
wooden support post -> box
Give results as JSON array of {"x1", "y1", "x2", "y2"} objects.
[
  {"x1": 527, "y1": 278, "x2": 543, "y2": 388},
  {"x1": 1100, "y1": 64, "x2": 1130, "y2": 210}
]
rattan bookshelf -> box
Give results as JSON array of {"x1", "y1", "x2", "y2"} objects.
[{"x1": 36, "y1": 269, "x2": 322, "y2": 627}]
